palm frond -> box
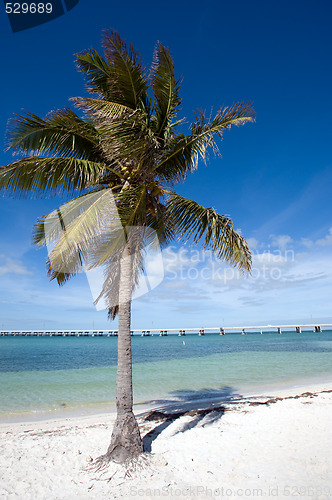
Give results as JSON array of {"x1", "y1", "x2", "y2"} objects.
[
  {"x1": 117, "y1": 185, "x2": 147, "y2": 227},
  {"x1": 146, "y1": 202, "x2": 175, "y2": 246},
  {"x1": 34, "y1": 210, "x2": 78, "y2": 285},
  {"x1": 49, "y1": 270, "x2": 75, "y2": 285},
  {"x1": 155, "y1": 102, "x2": 255, "y2": 182},
  {"x1": 70, "y1": 98, "x2": 153, "y2": 167},
  {"x1": 75, "y1": 48, "x2": 114, "y2": 97},
  {"x1": 6, "y1": 109, "x2": 100, "y2": 159},
  {"x1": 166, "y1": 192, "x2": 252, "y2": 272},
  {"x1": 70, "y1": 97, "x2": 134, "y2": 121},
  {"x1": 32, "y1": 187, "x2": 106, "y2": 246},
  {"x1": 102, "y1": 30, "x2": 149, "y2": 111},
  {"x1": 87, "y1": 185, "x2": 147, "y2": 268},
  {"x1": 40, "y1": 189, "x2": 124, "y2": 276},
  {"x1": 108, "y1": 305, "x2": 119, "y2": 320},
  {"x1": 0, "y1": 157, "x2": 106, "y2": 197},
  {"x1": 96, "y1": 110, "x2": 153, "y2": 167},
  {"x1": 150, "y1": 42, "x2": 181, "y2": 138},
  {"x1": 94, "y1": 227, "x2": 150, "y2": 311}
]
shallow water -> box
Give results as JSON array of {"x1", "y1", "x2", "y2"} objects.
[{"x1": 1, "y1": 331, "x2": 332, "y2": 419}]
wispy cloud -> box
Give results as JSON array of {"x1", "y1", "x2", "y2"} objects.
[
  {"x1": 1, "y1": 226, "x2": 332, "y2": 330},
  {"x1": 269, "y1": 234, "x2": 293, "y2": 251},
  {"x1": 0, "y1": 254, "x2": 32, "y2": 277},
  {"x1": 133, "y1": 226, "x2": 332, "y2": 327}
]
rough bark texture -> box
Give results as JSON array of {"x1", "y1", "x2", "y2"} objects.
[{"x1": 104, "y1": 244, "x2": 143, "y2": 464}]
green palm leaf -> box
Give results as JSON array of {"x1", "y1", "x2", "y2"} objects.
[
  {"x1": 150, "y1": 42, "x2": 181, "y2": 138},
  {"x1": 75, "y1": 48, "x2": 114, "y2": 97},
  {"x1": 87, "y1": 185, "x2": 147, "y2": 268},
  {"x1": 36, "y1": 189, "x2": 123, "y2": 276},
  {"x1": 155, "y1": 102, "x2": 255, "y2": 182},
  {"x1": 96, "y1": 111, "x2": 153, "y2": 168},
  {"x1": 167, "y1": 192, "x2": 252, "y2": 272},
  {"x1": 34, "y1": 209, "x2": 78, "y2": 285},
  {"x1": 102, "y1": 30, "x2": 149, "y2": 112},
  {"x1": 70, "y1": 97, "x2": 134, "y2": 121},
  {"x1": 146, "y1": 202, "x2": 175, "y2": 245},
  {"x1": 0, "y1": 157, "x2": 106, "y2": 196},
  {"x1": 6, "y1": 109, "x2": 100, "y2": 159}
]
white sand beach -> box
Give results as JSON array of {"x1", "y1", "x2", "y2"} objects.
[{"x1": 1, "y1": 382, "x2": 332, "y2": 500}]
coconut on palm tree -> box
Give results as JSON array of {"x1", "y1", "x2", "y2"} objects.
[{"x1": 0, "y1": 30, "x2": 254, "y2": 464}]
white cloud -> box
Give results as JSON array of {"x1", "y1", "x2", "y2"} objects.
[
  {"x1": 301, "y1": 237, "x2": 314, "y2": 248},
  {"x1": 134, "y1": 229, "x2": 332, "y2": 327},
  {"x1": 316, "y1": 227, "x2": 332, "y2": 246},
  {"x1": 0, "y1": 255, "x2": 31, "y2": 277},
  {"x1": 269, "y1": 234, "x2": 293, "y2": 251},
  {"x1": 162, "y1": 246, "x2": 203, "y2": 277},
  {"x1": 2, "y1": 227, "x2": 332, "y2": 329},
  {"x1": 247, "y1": 237, "x2": 259, "y2": 250},
  {"x1": 298, "y1": 227, "x2": 332, "y2": 249}
]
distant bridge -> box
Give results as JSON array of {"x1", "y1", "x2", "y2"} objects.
[{"x1": 0, "y1": 324, "x2": 331, "y2": 337}]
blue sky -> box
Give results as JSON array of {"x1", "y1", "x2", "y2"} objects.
[{"x1": 0, "y1": 0, "x2": 332, "y2": 330}]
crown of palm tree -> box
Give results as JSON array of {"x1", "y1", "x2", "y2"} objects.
[{"x1": 0, "y1": 30, "x2": 255, "y2": 314}]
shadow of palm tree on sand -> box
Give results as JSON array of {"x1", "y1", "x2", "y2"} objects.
[{"x1": 141, "y1": 385, "x2": 243, "y2": 452}]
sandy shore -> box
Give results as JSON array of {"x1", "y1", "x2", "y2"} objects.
[{"x1": 1, "y1": 382, "x2": 332, "y2": 500}]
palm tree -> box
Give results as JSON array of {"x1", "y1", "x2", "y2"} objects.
[{"x1": 0, "y1": 30, "x2": 254, "y2": 464}]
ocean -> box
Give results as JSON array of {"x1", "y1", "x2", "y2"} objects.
[{"x1": 1, "y1": 330, "x2": 332, "y2": 421}]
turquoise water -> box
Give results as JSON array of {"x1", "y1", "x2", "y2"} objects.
[{"x1": 1, "y1": 331, "x2": 332, "y2": 420}]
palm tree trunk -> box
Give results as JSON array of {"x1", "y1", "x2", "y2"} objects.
[{"x1": 104, "y1": 244, "x2": 143, "y2": 463}]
